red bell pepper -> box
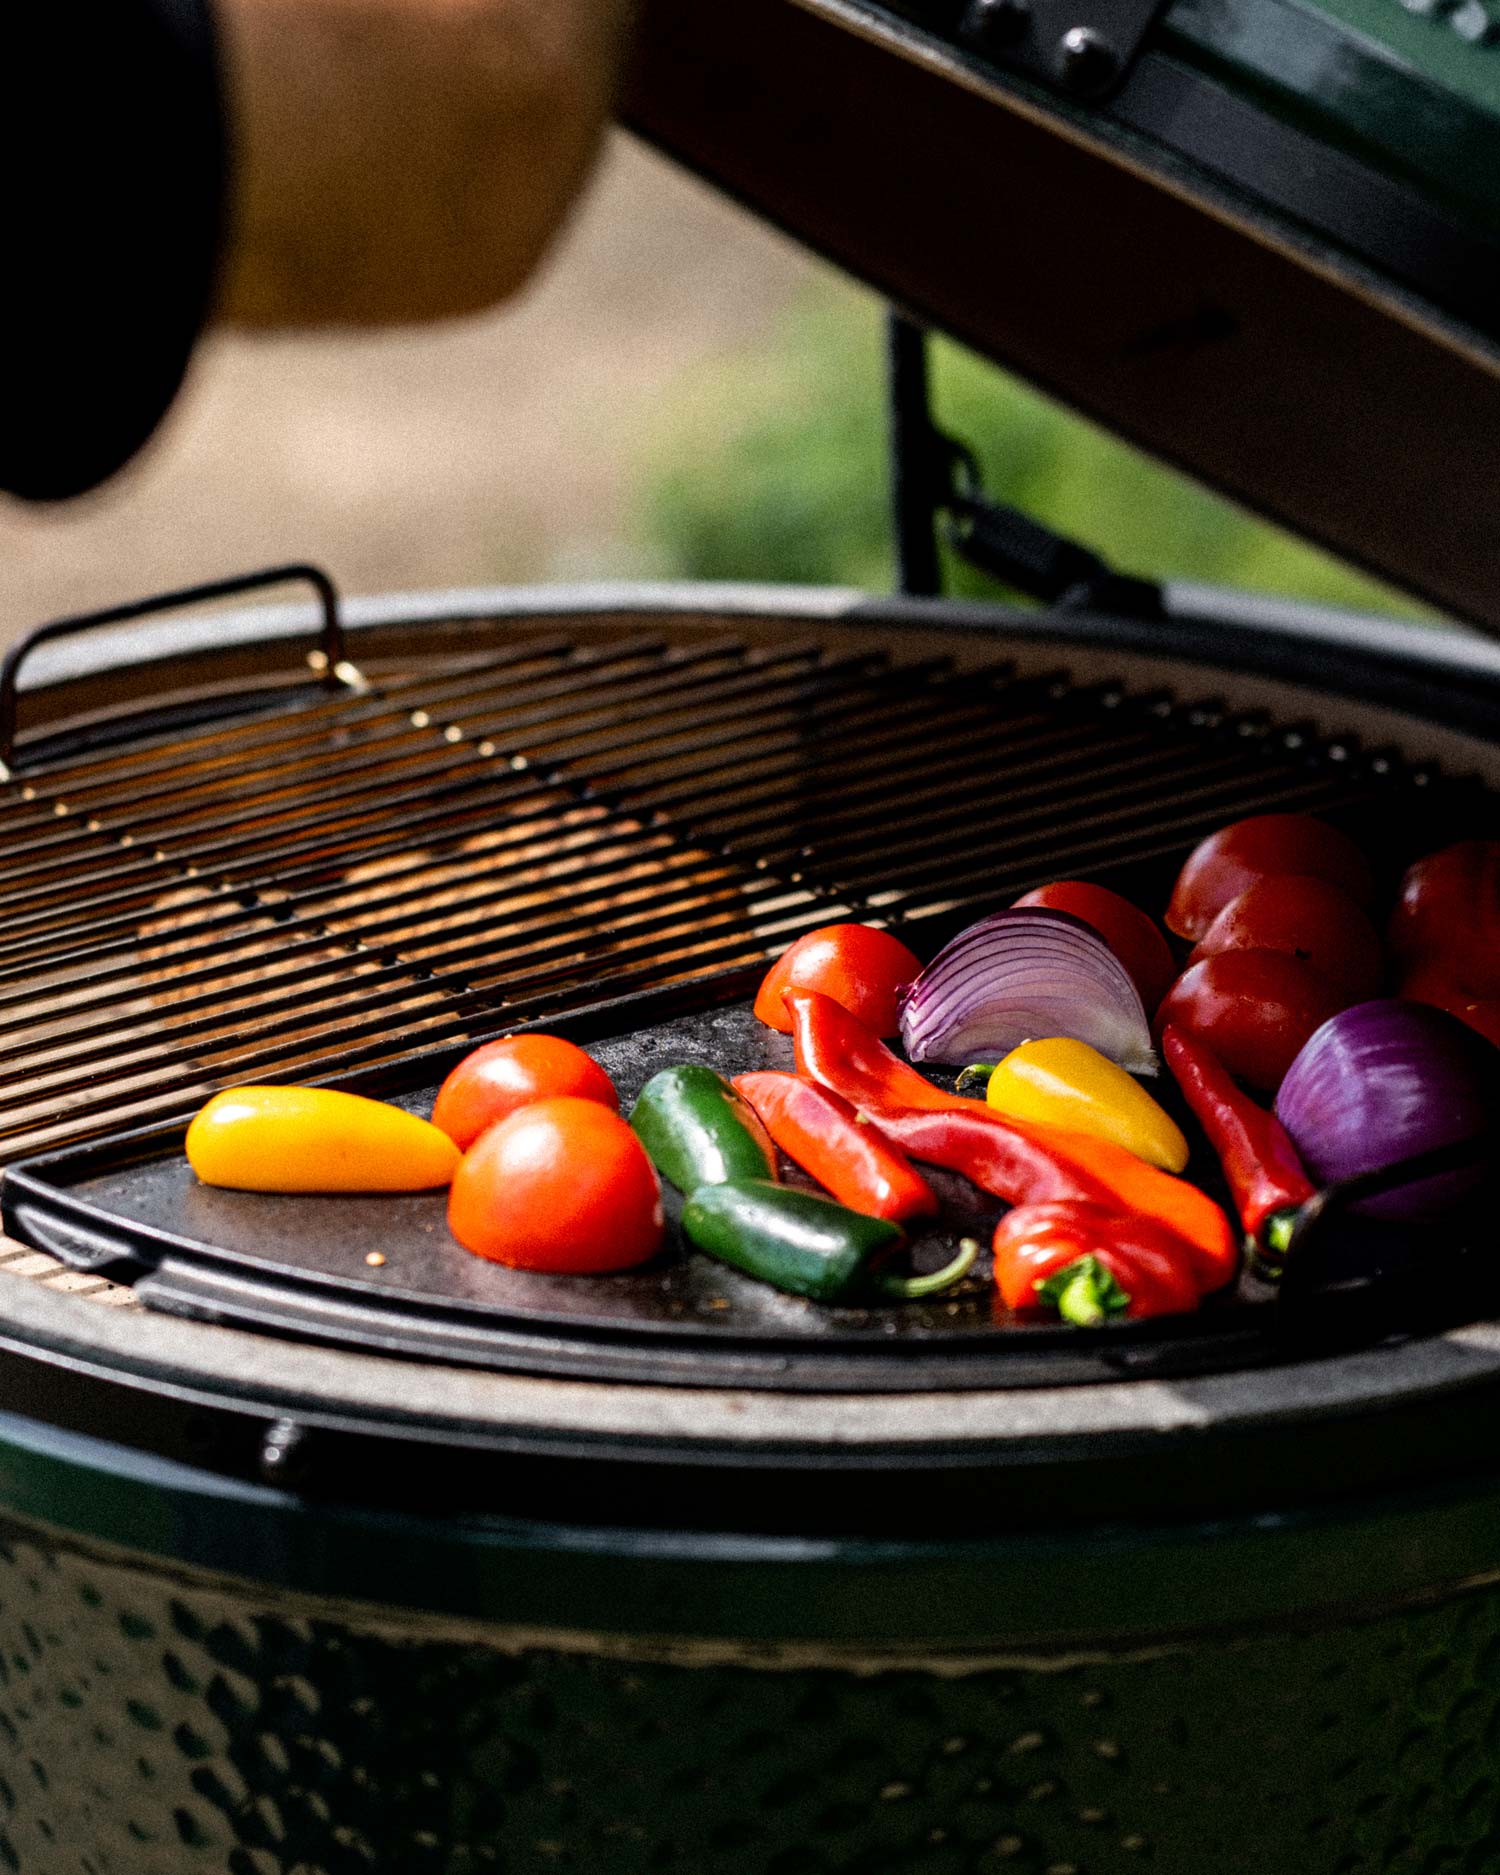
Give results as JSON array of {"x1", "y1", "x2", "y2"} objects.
[
  {"x1": 1162, "y1": 1023, "x2": 1315, "y2": 1263},
  {"x1": 786, "y1": 988, "x2": 1239, "y2": 1293},
  {"x1": 732, "y1": 1071, "x2": 939, "y2": 1223},
  {"x1": 993, "y1": 1201, "x2": 1204, "y2": 1323}
]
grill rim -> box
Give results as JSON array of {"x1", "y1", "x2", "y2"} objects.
[
  {"x1": 5, "y1": 1356, "x2": 1500, "y2": 1649},
  {"x1": 13, "y1": 578, "x2": 1500, "y2": 748}
]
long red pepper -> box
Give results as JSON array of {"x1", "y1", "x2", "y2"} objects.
[
  {"x1": 786, "y1": 989, "x2": 1238, "y2": 1292},
  {"x1": 875, "y1": 1104, "x2": 1237, "y2": 1292},
  {"x1": 992, "y1": 1201, "x2": 1203, "y2": 1323},
  {"x1": 788, "y1": 987, "x2": 990, "y2": 1116},
  {"x1": 1162, "y1": 1023, "x2": 1315, "y2": 1262},
  {"x1": 732, "y1": 1071, "x2": 939, "y2": 1223}
]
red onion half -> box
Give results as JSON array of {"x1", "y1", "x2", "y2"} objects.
[
  {"x1": 1275, "y1": 1000, "x2": 1496, "y2": 1221},
  {"x1": 898, "y1": 909, "x2": 1157, "y2": 1074}
]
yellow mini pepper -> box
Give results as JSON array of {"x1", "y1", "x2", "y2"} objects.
[
  {"x1": 186, "y1": 1086, "x2": 461, "y2": 1193},
  {"x1": 983, "y1": 1038, "x2": 1190, "y2": 1173}
]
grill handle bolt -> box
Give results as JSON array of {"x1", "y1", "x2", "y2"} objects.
[
  {"x1": 1057, "y1": 25, "x2": 1121, "y2": 96},
  {"x1": 961, "y1": 0, "x2": 1032, "y2": 50},
  {"x1": 260, "y1": 1418, "x2": 314, "y2": 1490}
]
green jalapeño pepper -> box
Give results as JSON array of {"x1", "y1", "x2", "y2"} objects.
[
  {"x1": 629, "y1": 1064, "x2": 778, "y2": 1194},
  {"x1": 682, "y1": 1179, "x2": 978, "y2": 1304}
]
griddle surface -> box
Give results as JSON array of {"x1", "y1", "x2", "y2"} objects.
[{"x1": 8, "y1": 991, "x2": 1473, "y2": 1392}]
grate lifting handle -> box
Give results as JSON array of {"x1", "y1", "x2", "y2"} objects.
[
  {"x1": 886, "y1": 310, "x2": 1164, "y2": 620},
  {"x1": 0, "y1": 562, "x2": 355, "y2": 778}
]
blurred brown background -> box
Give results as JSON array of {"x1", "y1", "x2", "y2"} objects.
[
  {"x1": 0, "y1": 138, "x2": 813, "y2": 635},
  {"x1": 0, "y1": 133, "x2": 1419, "y2": 646}
]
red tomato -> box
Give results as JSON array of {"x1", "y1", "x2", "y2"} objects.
[
  {"x1": 1165, "y1": 814, "x2": 1373, "y2": 941},
  {"x1": 1155, "y1": 950, "x2": 1348, "y2": 1093},
  {"x1": 1399, "y1": 961, "x2": 1500, "y2": 1051},
  {"x1": 754, "y1": 924, "x2": 921, "y2": 1037},
  {"x1": 1187, "y1": 873, "x2": 1382, "y2": 999},
  {"x1": 432, "y1": 1034, "x2": 618, "y2": 1149},
  {"x1": 448, "y1": 1097, "x2": 663, "y2": 1271},
  {"x1": 1389, "y1": 841, "x2": 1500, "y2": 996},
  {"x1": 1014, "y1": 880, "x2": 1176, "y2": 1011}
]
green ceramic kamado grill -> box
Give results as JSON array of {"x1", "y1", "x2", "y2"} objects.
[{"x1": 2, "y1": 3, "x2": 1500, "y2": 1869}]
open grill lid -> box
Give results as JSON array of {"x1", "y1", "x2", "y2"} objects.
[{"x1": 624, "y1": 0, "x2": 1500, "y2": 633}]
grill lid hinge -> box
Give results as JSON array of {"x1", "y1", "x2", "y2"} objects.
[
  {"x1": 955, "y1": 0, "x2": 1171, "y2": 102},
  {"x1": 886, "y1": 311, "x2": 1164, "y2": 620}
]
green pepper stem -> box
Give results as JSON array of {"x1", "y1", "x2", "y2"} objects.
[
  {"x1": 877, "y1": 1237, "x2": 980, "y2": 1301},
  {"x1": 1036, "y1": 1255, "x2": 1131, "y2": 1327},
  {"x1": 1262, "y1": 1208, "x2": 1300, "y2": 1258},
  {"x1": 954, "y1": 1064, "x2": 998, "y2": 1095}
]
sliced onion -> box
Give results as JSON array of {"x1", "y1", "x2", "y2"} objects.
[
  {"x1": 1275, "y1": 1000, "x2": 1496, "y2": 1221},
  {"x1": 898, "y1": 909, "x2": 1157, "y2": 1074}
]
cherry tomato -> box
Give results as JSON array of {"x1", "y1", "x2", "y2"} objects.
[
  {"x1": 1187, "y1": 873, "x2": 1382, "y2": 999},
  {"x1": 1165, "y1": 814, "x2": 1373, "y2": 941},
  {"x1": 754, "y1": 923, "x2": 921, "y2": 1037},
  {"x1": 1014, "y1": 880, "x2": 1176, "y2": 1011},
  {"x1": 432, "y1": 1034, "x2": 618, "y2": 1150},
  {"x1": 448, "y1": 1096, "x2": 664, "y2": 1271},
  {"x1": 1399, "y1": 961, "x2": 1500, "y2": 1051},
  {"x1": 1389, "y1": 841, "x2": 1500, "y2": 996},
  {"x1": 1155, "y1": 950, "x2": 1348, "y2": 1093}
]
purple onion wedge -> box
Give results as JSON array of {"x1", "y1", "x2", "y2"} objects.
[
  {"x1": 898, "y1": 908, "x2": 1157, "y2": 1074},
  {"x1": 1275, "y1": 999, "x2": 1496, "y2": 1221}
]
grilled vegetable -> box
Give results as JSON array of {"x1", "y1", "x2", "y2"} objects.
[
  {"x1": 1014, "y1": 881, "x2": 1176, "y2": 1011},
  {"x1": 899, "y1": 909, "x2": 1156, "y2": 1074},
  {"x1": 1187, "y1": 874, "x2": 1382, "y2": 1000},
  {"x1": 732, "y1": 1071, "x2": 938, "y2": 1222},
  {"x1": 431, "y1": 1033, "x2": 617, "y2": 1149},
  {"x1": 187, "y1": 1086, "x2": 460, "y2": 1193},
  {"x1": 1389, "y1": 840, "x2": 1500, "y2": 997},
  {"x1": 1275, "y1": 1001, "x2": 1496, "y2": 1221},
  {"x1": 1165, "y1": 813, "x2": 1373, "y2": 941},
  {"x1": 1162, "y1": 1023, "x2": 1316, "y2": 1262},
  {"x1": 682, "y1": 1178, "x2": 976, "y2": 1303},
  {"x1": 788, "y1": 988, "x2": 1238, "y2": 1290},
  {"x1": 981, "y1": 1037, "x2": 1189, "y2": 1172},
  {"x1": 629, "y1": 1063, "x2": 778, "y2": 1194},
  {"x1": 449, "y1": 1096, "x2": 664, "y2": 1271},
  {"x1": 1155, "y1": 949, "x2": 1348, "y2": 1094},
  {"x1": 1400, "y1": 963, "x2": 1500, "y2": 1051},
  {"x1": 754, "y1": 923, "x2": 921, "y2": 1037},
  {"x1": 992, "y1": 1201, "x2": 1203, "y2": 1323}
]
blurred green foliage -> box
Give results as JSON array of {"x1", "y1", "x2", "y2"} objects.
[{"x1": 640, "y1": 289, "x2": 1429, "y2": 618}]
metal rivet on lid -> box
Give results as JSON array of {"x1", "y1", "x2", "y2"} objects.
[
  {"x1": 962, "y1": 0, "x2": 1032, "y2": 49},
  {"x1": 259, "y1": 1419, "x2": 312, "y2": 1489},
  {"x1": 1057, "y1": 25, "x2": 1120, "y2": 95},
  {"x1": 1451, "y1": 0, "x2": 1498, "y2": 38}
]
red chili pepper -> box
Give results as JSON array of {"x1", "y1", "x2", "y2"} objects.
[
  {"x1": 993, "y1": 1201, "x2": 1204, "y2": 1323},
  {"x1": 788, "y1": 986, "x2": 989, "y2": 1115},
  {"x1": 732, "y1": 1071, "x2": 939, "y2": 1223},
  {"x1": 787, "y1": 988, "x2": 1238, "y2": 1292},
  {"x1": 1162, "y1": 1023, "x2": 1316, "y2": 1263}
]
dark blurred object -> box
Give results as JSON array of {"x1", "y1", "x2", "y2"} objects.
[{"x1": 2, "y1": 4, "x2": 225, "y2": 500}]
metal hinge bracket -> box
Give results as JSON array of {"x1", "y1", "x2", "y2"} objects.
[
  {"x1": 955, "y1": 0, "x2": 1171, "y2": 101},
  {"x1": 886, "y1": 312, "x2": 1164, "y2": 619}
]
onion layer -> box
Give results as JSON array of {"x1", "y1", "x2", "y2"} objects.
[
  {"x1": 1274, "y1": 1000, "x2": 1495, "y2": 1221},
  {"x1": 898, "y1": 909, "x2": 1157, "y2": 1074}
]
